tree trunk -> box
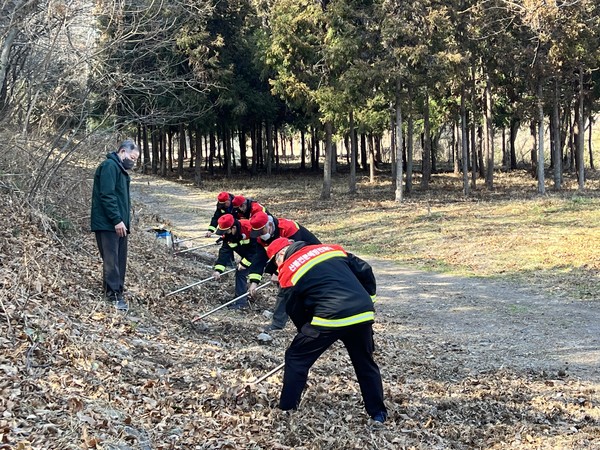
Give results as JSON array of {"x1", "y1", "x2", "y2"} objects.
[
  {"x1": 300, "y1": 129, "x2": 306, "y2": 170},
  {"x1": 256, "y1": 123, "x2": 264, "y2": 170},
  {"x1": 216, "y1": 128, "x2": 223, "y2": 169},
  {"x1": 483, "y1": 72, "x2": 494, "y2": 189},
  {"x1": 471, "y1": 66, "x2": 478, "y2": 189},
  {"x1": 151, "y1": 126, "x2": 159, "y2": 175},
  {"x1": 477, "y1": 127, "x2": 484, "y2": 179},
  {"x1": 320, "y1": 121, "x2": 333, "y2": 200},
  {"x1": 167, "y1": 128, "x2": 173, "y2": 173},
  {"x1": 530, "y1": 120, "x2": 537, "y2": 178},
  {"x1": 230, "y1": 129, "x2": 237, "y2": 172},
  {"x1": 314, "y1": 128, "x2": 320, "y2": 171},
  {"x1": 421, "y1": 87, "x2": 431, "y2": 189},
  {"x1": 251, "y1": 124, "x2": 258, "y2": 175},
  {"x1": 266, "y1": 122, "x2": 273, "y2": 176},
  {"x1": 142, "y1": 124, "x2": 150, "y2": 174},
  {"x1": 537, "y1": 80, "x2": 545, "y2": 194},
  {"x1": 589, "y1": 115, "x2": 595, "y2": 171},
  {"x1": 188, "y1": 125, "x2": 195, "y2": 169},
  {"x1": 311, "y1": 127, "x2": 318, "y2": 171},
  {"x1": 349, "y1": 110, "x2": 357, "y2": 194},
  {"x1": 239, "y1": 128, "x2": 248, "y2": 171},
  {"x1": 501, "y1": 128, "x2": 507, "y2": 169},
  {"x1": 460, "y1": 83, "x2": 469, "y2": 196},
  {"x1": 394, "y1": 84, "x2": 404, "y2": 203},
  {"x1": 390, "y1": 112, "x2": 396, "y2": 180},
  {"x1": 431, "y1": 131, "x2": 437, "y2": 174},
  {"x1": 406, "y1": 85, "x2": 414, "y2": 194},
  {"x1": 160, "y1": 129, "x2": 167, "y2": 176},
  {"x1": 274, "y1": 124, "x2": 280, "y2": 171},
  {"x1": 369, "y1": 133, "x2": 375, "y2": 183},
  {"x1": 360, "y1": 132, "x2": 367, "y2": 170},
  {"x1": 552, "y1": 79, "x2": 562, "y2": 190},
  {"x1": 509, "y1": 117, "x2": 519, "y2": 170},
  {"x1": 567, "y1": 108, "x2": 574, "y2": 171},
  {"x1": 209, "y1": 129, "x2": 216, "y2": 176},
  {"x1": 195, "y1": 127, "x2": 202, "y2": 186},
  {"x1": 575, "y1": 68, "x2": 585, "y2": 190},
  {"x1": 224, "y1": 127, "x2": 232, "y2": 178},
  {"x1": 178, "y1": 123, "x2": 185, "y2": 179}
]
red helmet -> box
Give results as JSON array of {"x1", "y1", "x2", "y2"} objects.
[
  {"x1": 217, "y1": 191, "x2": 230, "y2": 203},
  {"x1": 250, "y1": 211, "x2": 269, "y2": 231},
  {"x1": 216, "y1": 214, "x2": 235, "y2": 234},
  {"x1": 266, "y1": 237, "x2": 293, "y2": 260},
  {"x1": 232, "y1": 195, "x2": 246, "y2": 208}
]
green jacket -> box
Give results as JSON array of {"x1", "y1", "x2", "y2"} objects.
[{"x1": 90, "y1": 152, "x2": 132, "y2": 232}]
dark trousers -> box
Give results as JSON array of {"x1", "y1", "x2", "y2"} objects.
[
  {"x1": 279, "y1": 322, "x2": 386, "y2": 419},
  {"x1": 95, "y1": 231, "x2": 128, "y2": 298},
  {"x1": 271, "y1": 289, "x2": 289, "y2": 329},
  {"x1": 234, "y1": 265, "x2": 250, "y2": 304}
]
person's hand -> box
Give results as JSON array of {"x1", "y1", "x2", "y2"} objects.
[
  {"x1": 270, "y1": 273, "x2": 279, "y2": 286},
  {"x1": 213, "y1": 271, "x2": 221, "y2": 280},
  {"x1": 205, "y1": 231, "x2": 213, "y2": 238},
  {"x1": 115, "y1": 221, "x2": 127, "y2": 237},
  {"x1": 237, "y1": 263, "x2": 245, "y2": 271},
  {"x1": 248, "y1": 282, "x2": 259, "y2": 298}
]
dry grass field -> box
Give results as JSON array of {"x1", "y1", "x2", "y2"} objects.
[{"x1": 203, "y1": 167, "x2": 600, "y2": 303}]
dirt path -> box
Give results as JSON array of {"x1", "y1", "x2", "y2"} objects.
[{"x1": 131, "y1": 174, "x2": 600, "y2": 384}]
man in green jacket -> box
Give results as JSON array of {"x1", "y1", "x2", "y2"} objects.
[{"x1": 91, "y1": 140, "x2": 139, "y2": 311}]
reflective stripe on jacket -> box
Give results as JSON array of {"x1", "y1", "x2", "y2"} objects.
[{"x1": 278, "y1": 243, "x2": 376, "y2": 330}]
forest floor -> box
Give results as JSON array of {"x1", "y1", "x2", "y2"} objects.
[
  {"x1": 131, "y1": 173, "x2": 600, "y2": 449},
  {"x1": 1, "y1": 168, "x2": 599, "y2": 449}
]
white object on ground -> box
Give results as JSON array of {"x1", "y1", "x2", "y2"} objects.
[{"x1": 257, "y1": 332, "x2": 273, "y2": 343}]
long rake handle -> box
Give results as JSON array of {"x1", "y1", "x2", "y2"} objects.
[
  {"x1": 191, "y1": 281, "x2": 271, "y2": 322},
  {"x1": 253, "y1": 362, "x2": 285, "y2": 385},
  {"x1": 165, "y1": 268, "x2": 236, "y2": 297},
  {"x1": 174, "y1": 241, "x2": 219, "y2": 254},
  {"x1": 174, "y1": 235, "x2": 211, "y2": 244},
  {"x1": 236, "y1": 362, "x2": 285, "y2": 397}
]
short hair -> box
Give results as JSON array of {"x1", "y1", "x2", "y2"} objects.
[{"x1": 118, "y1": 139, "x2": 139, "y2": 154}]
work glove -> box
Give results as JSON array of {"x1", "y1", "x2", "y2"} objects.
[
  {"x1": 205, "y1": 230, "x2": 213, "y2": 237},
  {"x1": 248, "y1": 282, "x2": 259, "y2": 298},
  {"x1": 212, "y1": 271, "x2": 221, "y2": 280},
  {"x1": 270, "y1": 273, "x2": 279, "y2": 287}
]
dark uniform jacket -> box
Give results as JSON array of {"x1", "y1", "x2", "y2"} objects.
[
  {"x1": 207, "y1": 193, "x2": 234, "y2": 234},
  {"x1": 248, "y1": 217, "x2": 320, "y2": 283},
  {"x1": 278, "y1": 241, "x2": 377, "y2": 331},
  {"x1": 91, "y1": 152, "x2": 132, "y2": 232},
  {"x1": 213, "y1": 219, "x2": 257, "y2": 273},
  {"x1": 234, "y1": 198, "x2": 270, "y2": 220}
]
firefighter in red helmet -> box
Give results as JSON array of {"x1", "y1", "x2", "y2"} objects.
[
  {"x1": 231, "y1": 195, "x2": 270, "y2": 220},
  {"x1": 266, "y1": 237, "x2": 387, "y2": 424},
  {"x1": 205, "y1": 191, "x2": 234, "y2": 237},
  {"x1": 212, "y1": 214, "x2": 257, "y2": 309},
  {"x1": 247, "y1": 211, "x2": 320, "y2": 332}
]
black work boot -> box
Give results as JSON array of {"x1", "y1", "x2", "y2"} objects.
[{"x1": 114, "y1": 294, "x2": 129, "y2": 312}]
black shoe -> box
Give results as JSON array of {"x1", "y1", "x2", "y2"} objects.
[
  {"x1": 371, "y1": 412, "x2": 386, "y2": 425},
  {"x1": 227, "y1": 302, "x2": 248, "y2": 310},
  {"x1": 114, "y1": 296, "x2": 129, "y2": 312}
]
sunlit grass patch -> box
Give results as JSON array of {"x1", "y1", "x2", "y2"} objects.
[{"x1": 199, "y1": 169, "x2": 600, "y2": 301}]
